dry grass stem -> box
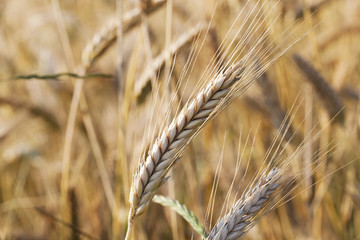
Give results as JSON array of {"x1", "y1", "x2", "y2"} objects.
[{"x1": 68, "y1": 189, "x2": 79, "y2": 240}]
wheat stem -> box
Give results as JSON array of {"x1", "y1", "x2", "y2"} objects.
[
  {"x1": 129, "y1": 62, "x2": 244, "y2": 214},
  {"x1": 125, "y1": 61, "x2": 247, "y2": 239}
]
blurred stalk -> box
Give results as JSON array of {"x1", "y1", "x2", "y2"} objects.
[
  {"x1": 1, "y1": 161, "x2": 30, "y2": 239},
  {"x1": 50, "y1": 0, "x2": 78, "y2": 238},
  {"x1": 53, "y1": 1, "x2": 117, "y2": 239},
  {"x1": 113, "y1": 0, "x2": 127, "y2": 239}
]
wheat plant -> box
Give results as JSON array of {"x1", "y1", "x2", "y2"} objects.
[{"x1": 0, "y1": 0, "x2": 359, "y2": 239}]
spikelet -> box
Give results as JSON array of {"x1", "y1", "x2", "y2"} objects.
[{"x1": 207, "y1": 168, "x2": 283, "y2": 240}]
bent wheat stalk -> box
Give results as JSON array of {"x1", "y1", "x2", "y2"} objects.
[
  {"x1": 81, "y1": 0, "x2": 166, "y2": 69},
  {"x1": 134, "y1": 23, "x2": 206, "y2": 99},
  {"x1": 126, "y1": 61, "x2": 248, "y2": 238},
  {"x1": 207, "y1": 167, "x2": 283, "y2": 240}
]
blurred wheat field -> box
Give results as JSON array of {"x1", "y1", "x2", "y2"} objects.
[{"x1": 0, "y1": 0, "x2": 360, "y2": 239}]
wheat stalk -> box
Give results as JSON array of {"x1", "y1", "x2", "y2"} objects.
[
  {"x1": 124, "y1": 1, "x2": 304, "y2": 237},
  {"x1": 153, "y1": 195, "x2": 207, "y2": 238},
  {"x1": 125, "y1": 61, "x2": 249, "y2": 238},
  {"x1": 207, "y1": 167, "x2": 283, "y2": 240}
]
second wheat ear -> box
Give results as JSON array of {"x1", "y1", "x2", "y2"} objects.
[{"x1": 207, "y1": 168, "x2": 283, "y2": 240}]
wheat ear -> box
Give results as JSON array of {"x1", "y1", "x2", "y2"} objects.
[
  {"x1": 207, "y1": 167, "x2": 283, "y2": 240},
  {"x1": 293, "y1": 54, "x2": 345, "y2": 123},
  {"x1": 126, "y1": 61, "x2": 245, "y2": 231},
  {"x1": 153, "y1": 195, "x2": 207, "y2": 238},
  {"x1": 81, "y1": 0, "x2": 166, "y2": 69},
  {"x1": 256, "y1": 73, "x2": 294, "y2": 141},
  {"x1": 135, "y1": 23, "x2": 205, "y2": 99}
]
